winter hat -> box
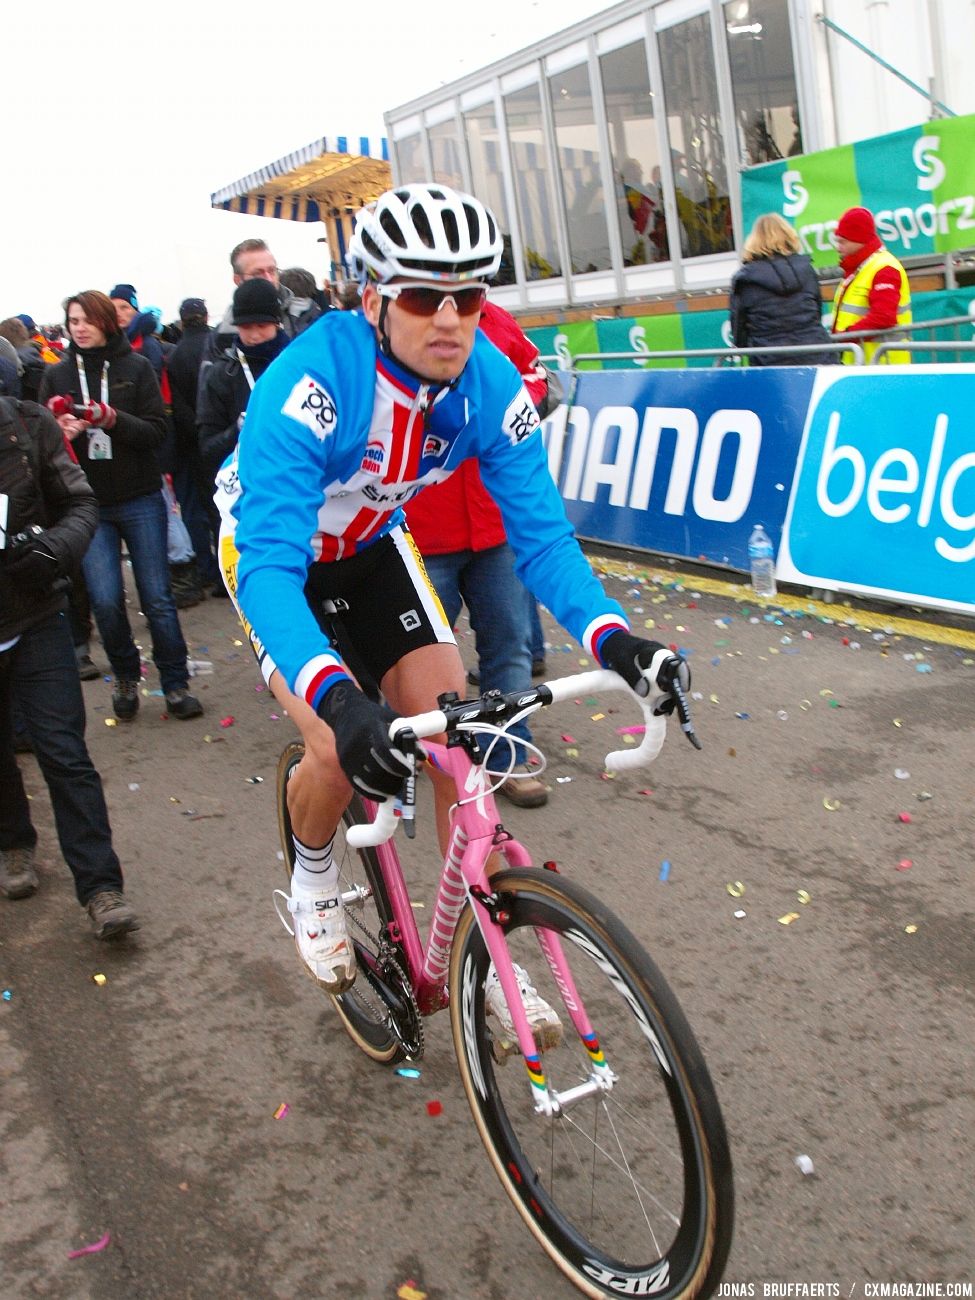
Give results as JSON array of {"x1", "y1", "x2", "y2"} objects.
[
  {"x1": 179, "y1": 297, "x2": 207, "y2": 321},
  {"x1": 15, "y1": 313, "x2": 36, "y2": 332},
  {"x1": 232, "y1": 278, "x2": 281, "y2": 325},
  {"x1": 109, "y1": 283, "x2": 139, "y2": 309},
  {"x1": 835, "y1": 207, "x2": 876, "y2": 245}
]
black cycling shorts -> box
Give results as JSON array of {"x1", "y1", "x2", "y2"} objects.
[{"x1": 302, "y1": 525, "x2": 455, "y2": 693}]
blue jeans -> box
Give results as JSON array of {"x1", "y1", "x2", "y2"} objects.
[
  {"x1": 171, "y1": 456, "x2": 219, "y2": 584},
  {"x1": 423, "y1": 543, "x2": 534, "y2": 767},
  {"x1": 0, "y1": 611, "x2": 123, "y2": 903},
  {"x1": 82, "y1": 491, "x2": 189, "y2": 694}
]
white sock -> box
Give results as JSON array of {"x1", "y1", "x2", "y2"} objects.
[{"x1": 291, "y1": 836, "x2": 337, "y2": 893}]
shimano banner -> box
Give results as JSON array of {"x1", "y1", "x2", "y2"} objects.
[{"x1": 545, "y1": 366, "x2": 975, "y2": 614}]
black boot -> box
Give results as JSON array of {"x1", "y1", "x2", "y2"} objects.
[{"x1": 169, "y1": 559, "x2": 204, "y2": 609}]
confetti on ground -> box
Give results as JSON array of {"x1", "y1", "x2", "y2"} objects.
[
  {"x1": 823, "y1": 798, "x2": 841, "y2": 811},
  {"x1": 795, "y1": 1155, "x2": 815, "y2": 1176},
  {"x1": 273, "y1": 1103, "x2": 290, "y2": 1120},
  {"x1": 395, "y1": 1067, "x2": 421, "y2": 1079},
  {"x1": 127, "y1": 783, "x2": 140, "y2": 792},
  {"x1": 398, "y1": 1283, "x2": 428, "y2": 1300},
  {"x1": 105, "y1": 718, "x2": 117, "y2": 727},
  {"x1": 778, "y1": 912, "x2": 801, "y2": 925},
  {"x1": 797, "y1": 890, "x2": 811, "y2": 905},
  {"x1": 659, "y1": 860, "x2": 671, "y2": 882},
  {"x1": 68, "y1": 1232, "x2": 111, "y2": 1259},
  {"x1": 92, "y1": 974, "x2": 107, "y2": 986},
  {"x1": 897, "y1": 860, "x2": 913, "y2": 871},
  {"x1": 894, "y1": 769, "x2": 910, "y2": 780},
  {"x1": 220, "y1": 716, "x2": 235, "y2": 728},
  {"x1": 897, "y1": 812, "x2": 912, "y2": 823},
  {"x1": 904, "y1": 924, "x2": 918, "y2": 934},
  {"x1": 426, "y1": 1100, "x2": 443, "y2": 1117},
  {"x1": 245, "y1": 776, "x2": 264, "y2": 784},
  {"x1": 917, "y1": 791, "x2": 933, "y2": 801},
  {"x1": 2, "y1": 990, "x2": 11, "y2": 1002},
  {"x1": 615, "y1": 725, "x2": 646, "y2": 736},
  {"x1": 733, "y1": 909, "x2": 747, "y2": 919},
  {"x1": 590, "y1": 712, "x2": 605, "y2": 722},
  {"x1": 726, "y1": 881, "x2": 745, "y2": 898},
  {"x1": 561, "y1": 733, "x2": 576, "y2": 743}
]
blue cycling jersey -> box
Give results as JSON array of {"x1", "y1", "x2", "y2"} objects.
[{"x1": 230, "y1": 310, "x2": 628, "y2": 710}]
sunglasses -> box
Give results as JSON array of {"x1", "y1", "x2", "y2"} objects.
[{"x1": 375, "y1": 282, "x2": 488, "y2": 317}]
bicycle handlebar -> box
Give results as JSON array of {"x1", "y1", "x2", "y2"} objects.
[{"x1": 346, "y1": 667, "x2": 685, "y2": 847}]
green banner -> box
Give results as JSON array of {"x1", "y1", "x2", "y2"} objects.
[
  {"x1": 526, "y1": 288, "x2": 975, "y2": 370},
  {"x1": 741, "y1": 114, "x2": 975, "y2": 267}
]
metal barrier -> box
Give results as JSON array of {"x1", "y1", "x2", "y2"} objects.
[
  {"x1": 540, "y1": 312, "x2": 975, "y2": 373},
  {"x1": 872, "y1": 338, "x2": 975, "y2": 363}
]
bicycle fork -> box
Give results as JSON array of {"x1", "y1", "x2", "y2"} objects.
[{"x1": 466, "y1": 863, "x2": 617, "y2": 1119}]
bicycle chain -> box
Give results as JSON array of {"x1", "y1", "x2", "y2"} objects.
[{"x1": 344, "y1": 899, "x2": 425, "y2": 1061}]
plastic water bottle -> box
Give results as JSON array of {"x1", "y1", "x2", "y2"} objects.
[{"x1": 747, "y1": 524, "x2": 776, "y2": 597}]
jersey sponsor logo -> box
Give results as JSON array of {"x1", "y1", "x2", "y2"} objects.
[
  {"x1": 502, "y1": 388, "x2": 541, "y2": 445},
  {"x1": 400, "y1": 610, "x2": 421, "y2": 631},
  {"x1": 282, "y1": 375, "x2": 337, "y2": 441},
  {"x1": 360, "y1": 440, "x2": 385, "y2": 475},
  {"x1": 422, "y1": 433, "x2": 448, "y2": 459},
  {"x1": 362, "y1": 482, "x2": 420, "y2": 507}
]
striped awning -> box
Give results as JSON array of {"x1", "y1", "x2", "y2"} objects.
[{"x1": 210, "y1": 135, "x2": 391, "y2": 223}]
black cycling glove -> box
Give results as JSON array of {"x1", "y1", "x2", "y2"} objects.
[
  {"x1": 316, "y1": 679, "x2": 412, "y2": 801},
  {"x1": 599, "y1": 630, "x2": 690, "y2": 714}
]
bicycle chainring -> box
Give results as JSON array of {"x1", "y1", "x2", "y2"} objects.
[{"x1": 346, "y1": 908, "x2": 425, "y2": 1061}]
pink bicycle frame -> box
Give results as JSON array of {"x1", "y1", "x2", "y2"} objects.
[{"x1": 364, "y1": 741, "x2": 611, "y2": 1100}]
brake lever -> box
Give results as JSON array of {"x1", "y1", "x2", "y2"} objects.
[{"x1": 671, "y1": 677, "x2": 702, "y2": 750}]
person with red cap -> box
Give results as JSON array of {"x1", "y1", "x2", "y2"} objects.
[{"x1": 830, "y1": 206, "x2": 911, "y2": 363}]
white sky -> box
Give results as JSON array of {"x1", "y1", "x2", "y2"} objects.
[{"x1": 6, "y1": 0, "x2": 603, "y2": 327}]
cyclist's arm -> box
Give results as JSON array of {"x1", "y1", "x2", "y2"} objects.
[
  {"x1": 233, "y1": 330, "x2": 369, "y2": 710},
  {"x1": 471, "y1": 343, "x2": 630, "y2": 665}
]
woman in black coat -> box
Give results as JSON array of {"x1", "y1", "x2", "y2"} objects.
[{"x1": 729, "y1": 213, "x2": 833, "y2": 366}]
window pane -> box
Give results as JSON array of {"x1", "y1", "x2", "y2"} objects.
[
  {"x1": 463, "y1": 101, "x2": 517, "y2": 286},
  {"x1": 548, "y1": 62, "x2": 611, "y2": 274},
  {"x1": 658, "y1": 13, "x2": 734, "y2": 257},
  {"x1": 428, "y1": 118, "x2": 464, "y2": 189},
  {"x1": 600, "y1": 39, "x2": 670, "y2": 266},
  {"x1": 724, "y1": 0, "x2": 803, "y2": 165},
  {"x1": 504, "y1": 82, "x2": 561, "y2": 280},
  {"x1": 394, "y1": 134, "x2": 424, "y2": 183}
]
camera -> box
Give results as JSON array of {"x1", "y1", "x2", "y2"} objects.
[{"x1": 7, "y1": 524, "x2": 45, "y2": 551}]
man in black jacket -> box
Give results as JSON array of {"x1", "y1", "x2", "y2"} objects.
[
  {"x1": 0, "y1": 396, "x2": 139, "y2": 938},
  {"x1": 167, "y1": 298, "x2": 220, "y2": 593}
]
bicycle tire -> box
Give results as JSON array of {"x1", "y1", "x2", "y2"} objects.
[
  {"x1": 448, "y1": 867, "x2": 733, "y2": 1300},
  {"x1": 275, "y1": 742, "x2": 405, "y2": 1064}
]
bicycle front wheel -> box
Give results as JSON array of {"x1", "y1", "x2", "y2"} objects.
[
  {"x1": 275, "y1": 742, "x2": 405, "y2": 1064},
  {"x1": 449, "y1": 868, "x2": 733, "y2": 1300}
]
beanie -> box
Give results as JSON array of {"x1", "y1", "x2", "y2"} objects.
[
  {"x1": 15, "y1": 313, "x2": 36, "y2": 332},
  {"x1": 109, "y1": 283, "x2": 139, "y2": 309},
  {"x1": 835, "y1": 207, "x2": 876, "y2": 245},
  {"x1": 179, "y1": 297, "x2": 207, "y2": 321},
  {"x1": 232, "y1": 278, "x2": 281, "y2": 325}
]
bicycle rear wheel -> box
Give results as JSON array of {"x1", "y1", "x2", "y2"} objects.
[
  {"x1": 275, "y1": 742, "x2": 406, "y2": 1064},
  {"x1": 448, "y1": 867, "x2": 733, "y2": 1300}
]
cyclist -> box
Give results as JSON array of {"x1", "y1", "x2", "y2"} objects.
[{"x1": 221, "y1": 183, "x2": 686, "y2": 1027}]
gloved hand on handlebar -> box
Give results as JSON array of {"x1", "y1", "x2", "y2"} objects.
[
  {"x1": 598, "y1": 631, "x2": 691, "y2": 714},
  {"x1": 316, "y1": 679, "x2": 414, "y2": 801}
]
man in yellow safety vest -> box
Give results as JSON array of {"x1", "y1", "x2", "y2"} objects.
[{"x1": 830, "y1": 206, "x2": 911, "y2": 364}]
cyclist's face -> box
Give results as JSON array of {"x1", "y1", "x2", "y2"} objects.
[{"x1": 362, "y1": 280, "x2": 479, "y2": 382}]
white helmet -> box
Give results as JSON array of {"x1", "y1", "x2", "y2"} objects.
[{"x1": 348, "y1": 183, "x2": 503, "y2": 284}]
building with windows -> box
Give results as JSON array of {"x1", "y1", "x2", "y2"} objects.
[
  {"x1": 384, "y1": 0, "x2": 975, "y2": 317},
  {"x1": 212, "y1": 1, "x2": 975, "y2": 321}
]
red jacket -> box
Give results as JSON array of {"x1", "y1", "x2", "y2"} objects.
[{"x1": 404, "y1": 301, "x2": 548, "y2": 555}]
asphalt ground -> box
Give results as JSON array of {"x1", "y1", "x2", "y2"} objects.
[{"x1": 2, "y1": 556, "x2": 973, "y2": 1299}]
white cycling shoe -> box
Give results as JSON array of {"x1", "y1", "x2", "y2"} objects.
[
  {"x1": 275, "y1": 880, "x2": 356, "y2": 994},
  {"x1": 485, "y1": 962, "x2": 563, "y2": 1059}
]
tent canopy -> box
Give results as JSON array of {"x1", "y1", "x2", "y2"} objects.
[{"x1": 211, "y1": 134, "x2": 391, "y2": 223}]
